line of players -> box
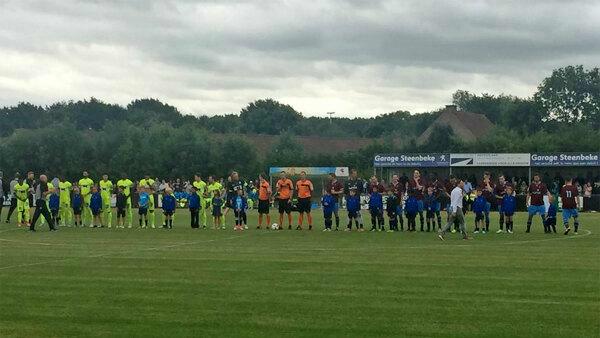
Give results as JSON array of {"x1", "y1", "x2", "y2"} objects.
[
  {"x1": 4, "y1": 168, "x2": 582, "y2": 235},
  {"x1": 265, "y1": 169, "x2": 581, "y2": 236}
]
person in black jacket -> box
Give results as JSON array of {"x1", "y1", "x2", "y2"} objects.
[{"x1": 30, "y1": 175, "x2": 56, "y2": 232}]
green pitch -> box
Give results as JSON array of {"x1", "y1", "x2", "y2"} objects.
[{"x1": 0, "y1": 208, "x2": 598, "y2": 338}]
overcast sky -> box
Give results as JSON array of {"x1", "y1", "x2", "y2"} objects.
[{"x1": 1, "y1": 0, "x2": 598, "y2": 117}]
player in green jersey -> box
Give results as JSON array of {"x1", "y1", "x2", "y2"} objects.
[
  {"x1": 99, "y1": 174, "x2": 114, "y2": 228},
  {"x1": 78, "y1": 171, "x2": 94, "y2": 227}
]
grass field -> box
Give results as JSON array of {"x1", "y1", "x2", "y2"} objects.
[{"x1": 0, "y1": 207, "x2": 598, "y2": 338}]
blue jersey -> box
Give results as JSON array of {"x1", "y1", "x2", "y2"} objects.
[
  {"x1": 472, "y1": 196, "x2": 487, "y2": 213},
  {"x1": 188, "y1": 193, "x2": 200, "y2": 209},
  {"x1": 405, "y1": 196, "x2": 418, "y2": 214},
  {"x1": 423, "y1": 193, "x2": 438, "y2": 210},
  {"x1": 234, "y1": 196, "x2": 247, "y2": 210},
  {"x1": 72, "y1": 194, "x2": 82, "y2": 209},
  {"x1": 321, "y1": 195, "x2": 336, "y2": 213},
  {"x1": 163, "y1": 194, "x2": 176, "y2": 212},
  {"x1": 90, "y1": 192, "x2": 102, "y2": 211},
  {"x1": 49, "y1": 194, "x2": 60, "y2": 211},
  {"x1": 212, "y1": 197, "x2": 223, "y2": 209},
  {"x1": 502, "y1": 195, "x2": 516, "y2": 214},
  {"x1": 547, "y1": 204, "x2": 557, "y2": 219},
  {"x1": 139, "y1": 192, "x2": 149, "y2": 208},
  {"x1": 346, "y1": 195, "x2": 361, "y2": 213},
  {"x1": 368, "y1": 192, "x2": 383, "y2": 210}
]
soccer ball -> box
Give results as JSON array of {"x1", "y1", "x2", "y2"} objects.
[{"x1": 271, "y1": 223, "x2": 279, "y2": 230}]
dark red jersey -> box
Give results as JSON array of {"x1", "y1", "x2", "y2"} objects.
[
  {"x1": 560, "y1": 185, "x2": 579, "y2": 209},
  {"x1": 408, "y1": 178, "x2": 426, "y2": 200},
  {"x1": 528, "y1": 182, "x2": 548, "y2": 206}
]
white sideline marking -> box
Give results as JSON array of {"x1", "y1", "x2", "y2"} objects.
[
  {"x1": 0, "y1": 229, "x2": 593, "y2": 270},
  {"x1": 0, "y1": 234, "x2": 246, "y2": 271}
]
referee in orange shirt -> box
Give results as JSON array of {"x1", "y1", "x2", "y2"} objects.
[
  {"x1": 295, "y1": 171, "x2": 314, "y2": 230},
  {"x1": 257, "y1": 174, "x2": 272, "y2": 229},
  {"x1": 276, "y1": 171, "x2": 294, "y2": 230}
]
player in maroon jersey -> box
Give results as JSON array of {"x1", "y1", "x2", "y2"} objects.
[
  {"x1": 426, "y1": 173, "x2": 444, "y2": 230},
  {"x1": 526, "y1": 173, "x2": 551, "y2": 233},
  {"x1": 478, "y1": 172, "x2": 495, "y2": 233},
  {"x1": 390, "y1": 174, "x2": 405, "y2": 231},
  {"x1": 560, "y1": 176, "x2": 580, "y2": 235},
  {"x1": 408, "y1": 170, "x2": 426, "y2": 231},
  {"x1": 493, "y1": 174, "x2": 509, "y2": 233}
]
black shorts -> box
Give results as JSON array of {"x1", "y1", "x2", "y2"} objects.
[
  {"x1": 73, "y1": 208, "x2": 82, "y2": 215},
  {"x1": 297, "y1": 197, "x2": 311, "y2": 213},
  {"x1": 28, "y1": 195, "x2": 34, "y2": 207},
  {"x1": 138, "y1": 207, "x2": 147, "y2": 215},
  {"x1": 117, "y1": 208, "x2": 126, "y2": 218},
  {"x1": 164, "y1": 210, "x2": 174, "y2": 216},
  {"x1": 278, "y1": 198, "x2": 291, "y2": 214},
  {"x1": 348, "y1": 210, "x2": 358, "y2": 219},
  {"x1": 475, "y1": 212, "x2": 484, "y2": 222},
  {"x1": 258, "y1": 199, "x2": 270, "y2": 214},
  {"x1": 92, "y1": 209, "x2": 101, "y2": 216}
]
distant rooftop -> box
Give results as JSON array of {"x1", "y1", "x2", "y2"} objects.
[{"x1": 417, "y1": 105, "x2": 494, "y2": 144}]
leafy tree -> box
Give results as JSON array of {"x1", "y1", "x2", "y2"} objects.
[
  {"x1": 534, "y1": 65, "x2": 599, "y2": 128},
  {"x1": 265, "y1": 133, "x2": 304, "y2": 166},
  {"x1": 240, "y1": 99, "x2": 302, "y2": 134},
  {"x1": 417, "y1": 125, "x2": 463, "y2": 152}
]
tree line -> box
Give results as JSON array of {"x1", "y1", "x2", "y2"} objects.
[{"x1": 0, "y1": 65, "x2": 598, "y2": 181}]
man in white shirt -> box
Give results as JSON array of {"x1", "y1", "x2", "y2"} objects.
[{"x1": 439, "y1": 178, "x2": 468, "y2": 240}]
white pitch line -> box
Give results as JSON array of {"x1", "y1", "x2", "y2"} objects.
[
  {"x1": 0, "y1": 229, "x2": 593, "y2": 269},
  {"x1": 0, "y1": 234, "x2": 247, "y2": 271}
]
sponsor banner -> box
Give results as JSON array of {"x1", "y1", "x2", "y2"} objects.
[
  {"x1": 269, "y1": 167, "x2": 349, "y2": 177},
  {"x1": 450, "y1": 153, "x2": 530, "y2": 167},
  {"x1": 373, "y1": 154, "x2": 450, "y2": 167},
  {"x1": 531, "y1": 153, "x2": 600, "y2": 167}
]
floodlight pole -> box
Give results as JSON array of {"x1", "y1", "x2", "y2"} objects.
[{"x1": 327, "y1": 111, "x2": 335, "y2": 124}]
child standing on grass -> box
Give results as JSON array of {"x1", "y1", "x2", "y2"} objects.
[
  {"x1": 147, "y1": 188, "x2": 156, "y2": 229},
  {"x1": 345, "y1": 188, "x2": 362, "y2": 231},
  {"x1": 212, "y1": 190, "x2": 223, "y2": 230},
  {"x1": 49, "y1": 187, "x2": 60, "y2": 227},
  {"x1": 545, "y1": 195, "x2": 557, "y2": 234},
  {"x1": 116, "y1": 187, "x2": 126, "y2": 228},
  {"x1": 368, "y1": 185, "x2": 384, "y2": 232},
  {"x1": 321, "y1": 190, "x2": 335, "y2": 231},
  {"x1": 473, "y1": 188, "x2": 487, "y2": 233},
  {"x1": 72, "y1": 187, "x2": 83, "y2": 227},
  {"x1": 233, "y1": 189, "x2": 247, "y2": 231},
  {"x1": 90, "y1": 186, "x2": 103, "y2": 228},
  {"x1": 162, "y1": 188, "x2": 176, "y2": 229},
  {"x1": 423, "y1": 186, "x2": 439, "y2": 232},
  {"x1": 502, "y1": 185, "x2": 516, "y2": 234},
  {"x1": 138, "y1": 186, "x2": 149, "y2": 228},
  {"x1": 386, "y1": 188, "x2": 399, "y2": 232},
  {"x1": 188, "y1": 186, "x2": 200, "y2": 228},
  {"x1": 404, "y1": 191, "x2": 418, "y2": 232}
]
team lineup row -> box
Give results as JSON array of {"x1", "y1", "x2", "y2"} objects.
[{"x1": 2, "y1": 169, "x2": 582, "y2": 237}]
